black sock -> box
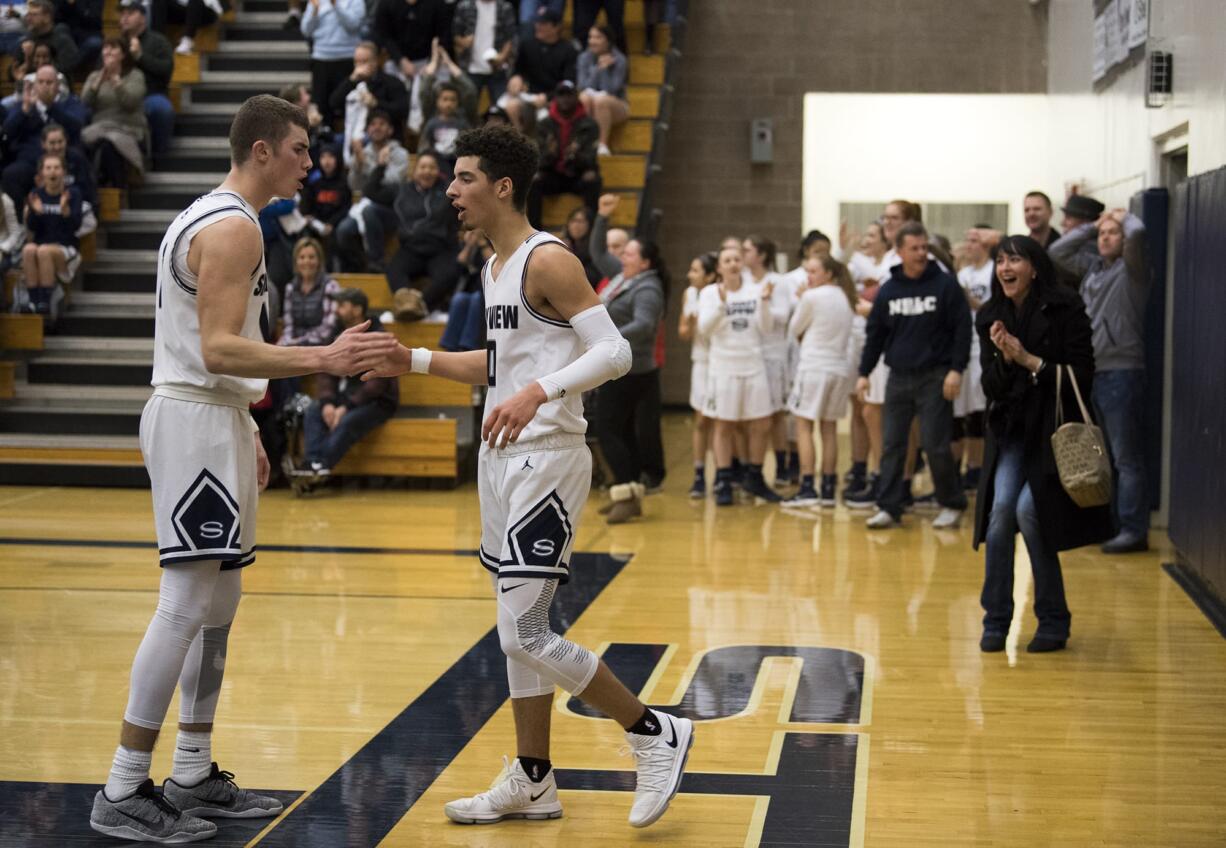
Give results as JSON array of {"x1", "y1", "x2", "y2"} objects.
[
  {"x1": 788, "y1": 450, "x2": 800, "y2": 472},
  {"x1": 821, "y1": 473, "x2": 837, "y2": 487},
  {"x1": 851, "y1": 461, "x2": 867, "y2": 478},
  {"x1": 626, "y1": 708, "x2": 662, "y2": 736},
  {"x1": 774, "y1": 450, "x2": 787, "y2": 474},
  {"x1": 715, "y1": 467, "x2": 732, "y2": 486},
  {"x1": 747, "y1": 463, "x2": 764, "y2": 482},
  {"x1": 517, "y1": 756, "x2": 552, "y2": 782},
  {"x1": 694, "y1": 464, "x2": 704, "y2": 478},
  {"x1": 800, "y1": 474, "x2": 815, "y2": 490}
]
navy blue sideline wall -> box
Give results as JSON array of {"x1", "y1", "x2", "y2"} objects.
[
  {"x1": 653, "y1": 0, "x2": 1048, "y2": 404},
  {"x1": 1170, "y1": 165, "x2": 1226, "y2": 602}
]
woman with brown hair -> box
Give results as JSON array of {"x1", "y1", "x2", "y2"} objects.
[{"x1": 81, "y1": 37, "x2": 147, "y2": 188}]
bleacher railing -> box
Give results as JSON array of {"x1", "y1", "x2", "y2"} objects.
[{"x1": 634, "y1": 0, "x2": 688, "y2": 242}]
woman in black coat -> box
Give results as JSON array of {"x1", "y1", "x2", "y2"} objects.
[{"x1": 973, "y1": 236, "x2": 1113, "y2": 654}]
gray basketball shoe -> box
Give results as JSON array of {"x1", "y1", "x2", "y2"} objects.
[
  {"x1": 162, "y1": 763, "x2": 284, "y2": 819},
  {"x1": 89, "y1": 778, "x2": 217, "y2": 843}
]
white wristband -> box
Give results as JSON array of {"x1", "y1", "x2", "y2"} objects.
[{"x1": 410, "y1": 347, "x2": 432, "y2": 374}]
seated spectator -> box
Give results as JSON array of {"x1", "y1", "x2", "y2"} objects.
[
  {"x1": 561, "y1": 205, "x2": 601, "y2": 287},
  {"x1": 152, "y1": 0, "x2": 227, "y2": 56},
  {"x1": 418, "y1": 39, "x2": 479, "y2": 128},
  {"x1": 299, "y1": 144, "x2": 351, "y2": 268},
  {"x1": 54, "y1": 0, "x2": 101, "y2": 70},
  {"x1": 300, "y1": 0, "x2": 363, "y2": 128},
  {"x1": 439, "y1": 227, "x2": 491, "y2": 351},
  {"x1": 370, "y1": 0, "x2": 449, "y2": 133},
  {"x1": 573, "y1": 0, "x2": 626, "y2": 54},
  {"x1": 277, "y1": 82, "x2": 328, "y2": 171},
  {"x1": 5, "y1": 37, "x2": 50, "y2": 94},
  {"x1": 0, "y1": 192, "x2": 22, "y2": 284},
  {"x1": 418, "y1": 81, "x2": 468, "y2": 176},
  {"x1": 39, "y1": 122, "x2": 95, "y2": 212},
  {"x1": 20, "y1": 152, "x2": 81, "y2": 314},
  {"x1": 297, "y1": 288, "x2": 398, "y2": 486},
  {"x1": 452, "y1": 0, "x2": 516, "y2": 105},
  {"x1": 481, "y1": 103, "x2": 510, "y2": 127},
  {"x1": 330, "y1": 41, "x2": 409, "y2": 165},
  {"x1": 80, "y1": 38, "x2": 147, "y2": 189},
  {"x1": 0, "y1": 0, "x2": 27, "y2": 57},
  {"x1": 502, "y1": 7, "x2": 576, "y2": 131},
  {"x1": 278, "y1": 237, "x2": 342, "y2": 346},
  {"x1": 527, "y1": 80, "x2": 600, "y2": 229},
  {"x1": 577, "y1": 25, "x2": 628, "y2": 157},
  {"x1": 335, "y1": 107, "x2": 408, "y2": 272},
  {"x1": 117, "y1": 0, "x2": 173, "y2": 155},
  {"x1": 1049, "y1": 205, "x2": 1151, "y2": 554},
  {"x1": 377, "y1": 150, "x2": 461, "y2": 313},
  {"x1": 515, "y1": 0, "x2": 562, "y2": 42},
  {"x1": 2, "y1": 63, "x2": 83, "y2": 207},
  {"x1": 12, "y1": 0, "x2": 78, "y2": 74}
]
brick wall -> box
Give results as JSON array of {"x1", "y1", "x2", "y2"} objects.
[{"x1": 654, "y1": 0, "x2": 1047, "y2": 404}]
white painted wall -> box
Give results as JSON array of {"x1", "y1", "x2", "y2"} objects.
[
  {"x1": 1047, "y1": 0, "x2": 1226, "y2": 197},
  {"x1": 801, "y1": 94, "x2": 1054, "y2": 239}
]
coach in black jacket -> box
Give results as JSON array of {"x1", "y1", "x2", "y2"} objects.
[{"x1": 857, "y1": 221, "x2": 971, "y2": 526}]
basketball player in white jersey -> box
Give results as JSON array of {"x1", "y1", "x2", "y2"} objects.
[
  {"x1": 359, "y1": 125, "x2": 694, "y2": 829},
  {"x1": 90, "y1": 95, "x2": 396, "y2": 843},
  {"x1": 953, "y1": 226, "x2": 994, "y2": 489}
]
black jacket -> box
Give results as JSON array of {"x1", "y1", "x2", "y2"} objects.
[
  {"x1": 971, "y1": 283, "x2": 1114, "y2": 552},
  {"x1": 329, "y1": 71, "x2": 410, "y2": 132},
  {"x1": 514, "y1": 36, "x2": 578, "y2": 94},
  {"x1": 859, "y1": 260, "x2": 971, "y2": 376},
  {"x1": 372, "y1": 0, "x2": 451, "y2": 64},
  {"x1": 133, "y1": 28, "x2": 174, "y2": 95},
  {"x1": 384, "y1": 180, "x2": 457, "y2": 254},
  {"x1": 300, "y1": 171, "x2": 352, "y2": 229}
]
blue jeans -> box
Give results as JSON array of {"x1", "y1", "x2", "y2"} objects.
[
  {"x1": 981, "y1": 439, "x2": 1070, "y2": 638},
  {"x1": 439, "y1": 289, "x2": 484, "y2": 351},
  {"x1": 145, "y1": 94, "x2": 175, "y2": 155},
  {"x1": 1091, "y1": 368, "x2": 1148, "y2": 537},
  {"x1": 467, "y1": 71, "x2": 509, "y2": 106},
  {"x1": 303, "y1": 400, "x2": 393, "y2": 469}
]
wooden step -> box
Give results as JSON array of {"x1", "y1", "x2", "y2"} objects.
[
  {"x1": 172, "y1": 51, "x2": 201, "y2": 85},
  {"x1": 628, "y1": 54, "x2": 664, "y2": 87},
  {"x1": 627, "y1": 86, "x2": 659, "y2": 120},
  {"x1": 333, "y1": 273, "x2": 391, "y2": 312},
  {"x1": 598, "y1": 154, "x2": 647, "y2": 189},
  {"x1": 397, "y1": 373, "x2": 472, "y2": 407},
  {"x1": 0, "y1": 361, "x2": 13, "y2": 399},
  {"x1": 388, "y1": 320, "x2": 445, "y2": 349},
  {"x1": 0, "y1": 314, "x2": 44, "y2": 350},
  {"x1": 542, "y1": 191, "x2": 637, "y2": 228},
  {"x1": 626, "y1": 25, "x2": 669, "y2": 55},
  {"x1": 98, "y1": 187, "x2": 124, "y2": 223},
  {"x1": 610, "y1": 120, "x2": 653, "y2": 153},
  {"x1": 0, "y1": 442, "x2": 143, "y2": 466},
  {"x1": 333, "y1": 417, "x2": 457, "y2": 477}
]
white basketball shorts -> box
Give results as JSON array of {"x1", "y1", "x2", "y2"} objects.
[
  {"x1": 865, "y1": 360, "x2": 890, "y2": 405},
  {"x1": 689, "y1": 359, "x2": 708, "y2": 413},
  {"x1": 787, "y1": 368, "x2": 853, "y2": 422},
  {"x1": 477, "y1": 433, "x2": 591, "y2": 585},
  {"x1": 955, "y1": 354, "x2": 986, "y2": 417},
  {"x1": 764, "y1": 354, "x2": 790, "y2": 412},
  {"x1": 140, "y1": 394, "x2": 258, "y2": 569},
  {"x1": 703, "y1": 368, "x2": 773, "y2": 422}
]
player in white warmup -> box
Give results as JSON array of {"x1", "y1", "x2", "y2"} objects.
[
  {"x1": 361, "y1": 125, "x2": 694, "y2": 829},
  {"x1": 89, "y1": 95, "x2": 395, "y2": 844}
]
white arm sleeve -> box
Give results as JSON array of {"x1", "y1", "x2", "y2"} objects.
[
  {"x1": 788, "y1": 291, "x2": 812, "y2": 342},
  {"x1": 536, "y1": 303, "x2": 632, "y2": 402},
  {"x1": 757, "y1": 289, "x2": 773, "y2": 334},
  {"x1": 696, "y1": 288, "x2": 723, "y2": 336}
]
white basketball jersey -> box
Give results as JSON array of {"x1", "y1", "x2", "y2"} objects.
[
  {"x1": 482, "y1": 231, "x2": 586, "y2": 441},
  {"x1": 151, "y1": 190, "x2": 270, "y2": 406}
]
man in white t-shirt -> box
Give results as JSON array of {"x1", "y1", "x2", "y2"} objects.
[{"x1": 452, "y1": 0, "x2": 517, "y2": 103}]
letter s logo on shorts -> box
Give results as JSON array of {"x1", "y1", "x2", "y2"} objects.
[
  {"x1": 198, "y1": 521, "x2": 226, "y2": 540},
  {"x1": 532, "y1": 539, "x2": 556, "y2": 558},
  {"x1": 507, "y1": 491, "x2": 573, "y2": 568}
]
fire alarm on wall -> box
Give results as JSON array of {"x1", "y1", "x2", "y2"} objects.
[{"x1": 751, "y1": 118, "x2": 773, "y2": 164}]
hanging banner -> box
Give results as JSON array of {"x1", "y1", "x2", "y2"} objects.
[
  {"x1": 1112, "y1": 0, "x2": 1131, "y2": 64},
  {"x1": 1128, "y1": 0, "x2": 1149, "y2": 48},
  {"x1": 1093, "y1": 11, "x2": 1108, "y2": 81}
]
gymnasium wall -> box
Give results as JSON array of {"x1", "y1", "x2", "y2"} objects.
[{"x1": 653, "y1": 0, "x2": 1047, "y2": 404}]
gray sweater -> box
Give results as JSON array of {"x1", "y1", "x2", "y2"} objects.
[
  {"x1": 1049, "y1": 215, "x2": 1148, "y2": 371},
  {"x1": 601, "y1": 269, "x2": 664, "y2": 374}
]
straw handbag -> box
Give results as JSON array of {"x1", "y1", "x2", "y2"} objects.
[{"x1": 1051, "y1": 365, "x2": 1112, "y2": 508}]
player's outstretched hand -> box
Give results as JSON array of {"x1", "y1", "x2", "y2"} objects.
[
  {"x1": 482, "y1": 382, "x2": 547, "y2": 449},
  {"x1": 359, "y1": 342, "x2": 412, "y2": 380},
  {"x1": 320, "y1": 321, "x2": 400, "y2": 376}
]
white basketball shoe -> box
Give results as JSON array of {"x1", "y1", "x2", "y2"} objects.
[
  {"x1": 625, "y1": 710, "x2": 694, "y2": 827},
  {"x1": 444, "y1": 756, "x2": 563, "y2": 824}
]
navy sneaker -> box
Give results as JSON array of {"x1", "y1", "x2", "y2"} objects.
[
  {"x1": 818, "y1": 475, "x2": 837, "y2": 507},
  {"x1": 784, "y1": 485, "x2": 819, "y2": 507},
  {"x1": 688, "y1": 471, "x2": 705, "y2": 499},
  {"x1": 741, "y1": 472, "x2": 782, "y2": 503},
  {"x1": 714, "y1": 480, "x2": 733, "y2": 506}
]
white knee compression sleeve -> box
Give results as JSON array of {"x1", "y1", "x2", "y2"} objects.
[
  {"x1": 495, "y1": 576, "x2": 598, "y2": 699},
  {"x1": 536, "y1": 304, "x2": 632, "y2": 402},
  {"x1": 178, "y1": 569, "x2": 242, "y2": 725},
  {"x1": 123, "y1": 561, "x2": 235, "y2": 729}
]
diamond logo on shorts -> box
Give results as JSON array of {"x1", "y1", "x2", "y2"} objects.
[
  {"x1": 506, "y1": 490, "x2": 573, "y2": 568},
  {"x1": 172, "y1": 469, "x2": 241, "y2": 552}
]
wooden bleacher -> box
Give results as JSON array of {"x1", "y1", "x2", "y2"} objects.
[{"x1": 0, "y1": 314, "x2": 44, "y2": 350}]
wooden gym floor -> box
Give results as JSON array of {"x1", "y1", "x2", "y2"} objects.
[{"x1": 0, "y1": 414, "x2": 1223, "y2": 847}]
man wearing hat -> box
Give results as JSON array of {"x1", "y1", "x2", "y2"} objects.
[
  {"x1": 1050, "y1": 201, "x2": 1151, "y2": 554},
  {"x1": 527, "y1": 78, "x2": 600, "y2": 228},
  {"x1": 118, "y1": 0, "x2": 175, "y2": 154},
  {"x1": 296, "y1": 288, "x2": 399, "y2": 488},
  {"x1": 504, "y1": 6, "x2": 578, "y2": 122}
]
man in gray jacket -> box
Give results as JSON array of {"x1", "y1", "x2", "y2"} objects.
[{"x1": 1049, "y1": 207, "x2": 1150, "y2": 553}]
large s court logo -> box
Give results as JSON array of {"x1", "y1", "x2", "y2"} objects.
[{"x1": 561, "y1": 644, "x2": 871, "y2": 848}]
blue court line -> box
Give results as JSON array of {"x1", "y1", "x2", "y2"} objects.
[{"x1": 0, "y1": 537, "x2": 479, "y2": 557}]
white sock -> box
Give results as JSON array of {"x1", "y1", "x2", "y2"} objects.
[
  {"x1": 171, "y1": 730, "x2": 212, "y2": 786},
  {"x1": 104, "y1": 745, "x2": 152, "y2": 801}
]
